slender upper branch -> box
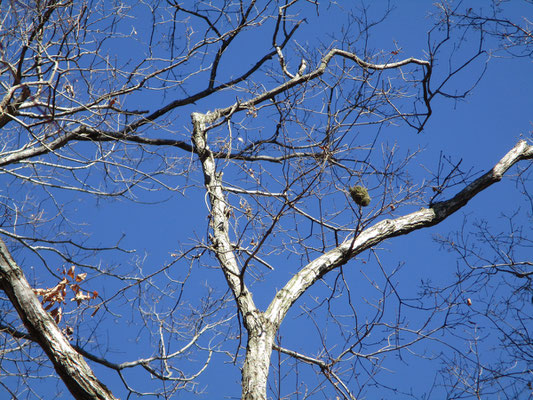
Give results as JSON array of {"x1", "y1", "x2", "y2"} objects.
[{"x1": 202, "y1": 49, "x2": 430, "y2": 125}]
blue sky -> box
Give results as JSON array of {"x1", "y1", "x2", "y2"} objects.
[
  {"x1": 82, "y1": 2, "x2": 531, "y2": 398},
  {"x1": 1, "y1": 1, "x2": 532, "y2": 399}
]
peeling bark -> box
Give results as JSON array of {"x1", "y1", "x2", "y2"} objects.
[{"x1": 241, "y1": 314, "x2": 276, "y2": 400}]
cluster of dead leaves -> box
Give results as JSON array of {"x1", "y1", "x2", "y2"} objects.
[{"x1": 33, "y1": 266, "x2": 98, "y2": 326}]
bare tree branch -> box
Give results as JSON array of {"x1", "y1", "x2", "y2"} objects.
[
  {"x1": 265, "y1": 140, "x2": 533, "y2": 326},
  {"x1": 0, "y1": 238, "x2": 117, "y2": 400}
]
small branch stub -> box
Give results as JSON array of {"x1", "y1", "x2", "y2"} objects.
[{"x1": 349, "y1": 185, "x2": 371, "y2": 207}]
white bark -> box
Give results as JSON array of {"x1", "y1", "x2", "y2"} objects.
[
  {"x1": 191, "y1": 113, "x2": 258, "y2": 321},
  {"x1": 241, "y1": 317, "x2": 276, "y2": 400}
]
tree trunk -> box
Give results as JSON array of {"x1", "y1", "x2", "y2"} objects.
[{"x1": 241, "y1": 319, "x2": 276, "y2": 400}]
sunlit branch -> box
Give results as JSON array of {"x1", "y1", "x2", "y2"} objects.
[{"x1": 265, "y1": 140, "x2": 533, "y2": 326}]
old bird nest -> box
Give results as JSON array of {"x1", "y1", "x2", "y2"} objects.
[{"x1": 349, "y1": 185, "x2": 371, "y2": 207}]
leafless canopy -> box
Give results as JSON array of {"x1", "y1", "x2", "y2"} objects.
[{"x1": 0, "y1": 1, "x2": 531, "y2": 399}]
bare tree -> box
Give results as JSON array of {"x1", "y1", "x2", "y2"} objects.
[{"x1": 0, "y1": 1, "x2": 531, "y2": 399}]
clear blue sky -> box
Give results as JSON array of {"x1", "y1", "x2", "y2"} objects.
[
  {"x1": 3, "y1": 1, "x2": 531, "y2": 399},
  {"x1": 85, "y1": 2, "x2": 532, "y2": 399}
]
